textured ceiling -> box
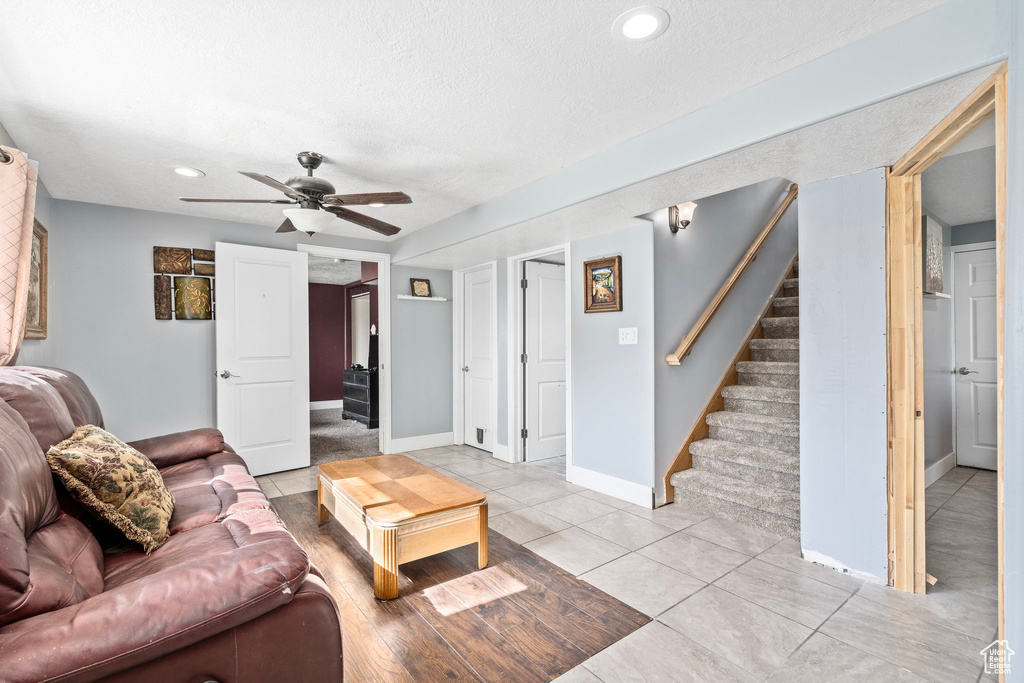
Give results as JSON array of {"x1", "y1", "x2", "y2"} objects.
[
  {"x1": 308, "y1": 256, "x2": 362, "y2": 286},
  {"x1": 401, "y1": 65, "x2": 996, "y2": 269},
  {"x1": 922, "y1": 145, "x2": 996, "y2": 226},
  {"x1": 0, "y1": 0, "x2": 946, "y2": 240}
]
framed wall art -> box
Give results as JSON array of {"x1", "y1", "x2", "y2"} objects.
[
  {"x1": 410, "y1": 278, "x2": 432, "y2": 297},
  {"x1": 25, "y1": 219, "x2": 47, "y2": 339},
  {"x1": 583, "y1": 255, "x2": 622, "y2": 313}
]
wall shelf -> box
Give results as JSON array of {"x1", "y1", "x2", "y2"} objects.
[{"x1": 396, "y1": 294, "x2": 448, "y2": 302}]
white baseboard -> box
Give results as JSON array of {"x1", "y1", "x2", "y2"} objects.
[
  {"x1": 568, "y1": 464, "x2": 654, "y2": 509},
  {"x1": 801, "y1": 548, "x2": 886, "y2": 585},
  {"x1": 310, "y1": 400, "x2": 345, "y2": 411},
  {"x1": 925, "y1": 452, "x2": 957, "y2": 488},
  {"x1": 390, "y1": 432, "x2": 454, "y2": 453}
]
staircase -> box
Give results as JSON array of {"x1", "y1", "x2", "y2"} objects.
[{"x1": 670, "y1": 263, "x2": 800, "y2": 537}]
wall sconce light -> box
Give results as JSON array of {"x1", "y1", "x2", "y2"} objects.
[{"x1": 669, "y1": 202, "x2": 697, "y2": 233}]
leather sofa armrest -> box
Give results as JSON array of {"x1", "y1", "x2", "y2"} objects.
[
  {"x1": 128, "y1": 428, "x2": 229, "y2": 468},
  {"x1": 0, "y1": 536, "x2": 309, "y2": 682}
]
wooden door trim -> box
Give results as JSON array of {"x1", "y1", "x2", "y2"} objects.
[{"x1": 885, "y1": 59, "x2": 1006, "y2": 619}]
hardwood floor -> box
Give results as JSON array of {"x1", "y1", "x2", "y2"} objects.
[{"x1": 273, "y1": 491, "x2": 649, "y2": 682}]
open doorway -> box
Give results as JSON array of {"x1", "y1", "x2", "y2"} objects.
[
  {"x1": 507, "y1": 245, "x2": 571, "y2": 477},
  {"x1": 885, "y1": 62, "x2": 1005, "y2": 648},
  {"x1": 917, "y1": 122, "x2": 999, "y2": 607},
  {"x1": 299, "y1": 244, "x2": 392, "y2": 459}
]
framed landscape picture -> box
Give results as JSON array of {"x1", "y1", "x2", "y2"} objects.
[
  {"x1": 25, "y1": 219, "x2": 47, "y2": 339},
  {"x1": 583, "y1": 255, "x2": 622, "y2": 313}
]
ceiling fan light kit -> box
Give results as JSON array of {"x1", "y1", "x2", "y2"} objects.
[
  {"x1": 282, "y1": 207, "x2": 335, "y2": 235},
  {"x1": 178, "y1": 151, "x2": 411, "y2": 237}
]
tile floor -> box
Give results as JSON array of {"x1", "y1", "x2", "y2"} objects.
[{"x1": 259, "y1": 452, "x2": 998, "y2": 682}]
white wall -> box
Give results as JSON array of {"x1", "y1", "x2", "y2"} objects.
[
  {"x1": 653, "y1": 178, "x2": 798, "y2": 504},
  {"x1": 1003, "y1": 4, "x2": 1022, "y2": 663},
  {"x1": 570, "y1": 222, "x2": 655, "y2": 495},
  {"x1": 798, "y1": 168, "x2": 889, "y2": 581},
  {"x1": 921, "y1": 215, "x2": 955, "y2": 472},
  {"x1": 35, "y1": 199, "x2": 386, "y2": 441}
]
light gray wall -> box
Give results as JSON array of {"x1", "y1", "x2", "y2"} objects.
[
  {"x1": 2, "y1": 119, "x2": 57, "y2": 367},
  {"x1": 951, "y1": 219, "x2": 997, "y2": 246},
  {"x1": 922, "y1": 215, "x2": 954, "y2": 470},
  {"x1": 653, "y1": 178, "x2": 798, "y2": 504},
  {"x1": 36, "y1": 199, "x2": 386, "y2": 441},
  {"x1": 571, "y1": 222, "x2": 655, "y2": 487},
  {"x1": 1004, "y1": 3, "x2": 1021, "y2": 670},
  {"x1": 390, "y1": 266, "x2": 453, "y2": 439},
  {"x1": 798, "y1": 168, "x2": 889, "y2": 580}
]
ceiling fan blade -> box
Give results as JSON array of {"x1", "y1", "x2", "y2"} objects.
[
  {"x1": 239, "y1": 171, "x2": 309, "y2": 198},
  {"x1": 276, "y1": 218, "x2": 297, "y2": 233},
  {"x1": 324, "y1": 206, "x2": 401, "y2": 236},
  {"x1": 321, "y1": 191, "x2": 412, "y2": 205},
  {"x1": 179, "y1": 197, "x2": 296, "y2": 204}
]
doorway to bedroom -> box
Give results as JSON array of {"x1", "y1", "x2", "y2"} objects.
[{"x1": 308, "y1": 254, "x2": 382, "y2": 466}]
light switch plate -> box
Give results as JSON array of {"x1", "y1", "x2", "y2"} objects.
[{"x1": 619, "y1": 327, "x2": 638, "y2": 345}]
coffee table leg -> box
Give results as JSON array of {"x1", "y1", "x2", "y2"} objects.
[
  {"x1": 373, "y1": 526, "x2": 399, "y2": 600},
  {"x1": 317, "y1": 478, "x2": 329, "y2": 526},
  {"x1": 478, "y1": 503, "x2": 489, "y2": 569}
]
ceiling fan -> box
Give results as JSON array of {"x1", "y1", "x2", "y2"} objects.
[{"x1": 179, "y1": 152, "x2": 410, "y2": 236}]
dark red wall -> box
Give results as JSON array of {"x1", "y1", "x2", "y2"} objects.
[{"x1": 309, "y1": 283, "x2": 347, "y2": 401}]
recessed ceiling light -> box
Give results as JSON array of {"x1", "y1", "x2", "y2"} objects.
[
  {"x1": 173, "y1": 166, "x2": 205, "y2": 177},
  {"x1": 612, "y1": 6, "x2": 670, "y2": 42},
  {"x1": 368, "y1": 203, "x2": 385, "y2": 208}
]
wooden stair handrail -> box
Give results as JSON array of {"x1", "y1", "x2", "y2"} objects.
[{"x1": 665, "y1": 183, "x2": 798, "y2": 366}]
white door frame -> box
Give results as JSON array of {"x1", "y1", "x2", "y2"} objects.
[
  {"x1": 297, "y1": 244, "x2": 392, "y2": 454},
  {"x1": 949, "y1": 241, "x2": 997, "y2": 469},
  {"x1": 506, "y1": 244, "x2": 573, "y2": 468},
  {"x1": 452, "y1": 261, "x2": 500, "y2": 457}
]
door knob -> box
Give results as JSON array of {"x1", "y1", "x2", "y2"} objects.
[
  {"x1": 219, "y1": 370, "x2": 240, "y2": 379},
  {"x1": 957, "y1": 366, "x2": 979, "y2": 376},
  {"x1": 462, "y1": 366, "x2": 470, "y2": 373}
]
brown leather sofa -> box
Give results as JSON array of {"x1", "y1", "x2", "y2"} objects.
[{"x1": 0, "y1": 366, "x2": 343, "y2": 682}]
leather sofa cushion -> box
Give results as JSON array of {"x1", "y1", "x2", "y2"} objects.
[
  {"x1": 0, "y1": 400, "x2": 103, "y2": 627},
  {"x1": 161, "y1": 452, "x2": 272, "y2": 535},
  {"x1": 10, "y1": 366, "x2": 104, "y2": 429},
  {"x1": 0, "y1": 369, "x2": 75, "y2": 452}
]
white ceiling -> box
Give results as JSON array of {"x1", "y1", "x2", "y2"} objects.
[
  {"x1": 401, "y1": 64, "x2": 996, "y2": 269},
  {"x1": 0, "y1": 0, "x2": 946, "y2": 241},
  {"x1": 922, "y1": 145, "x2": 996, "y2": 226},
  {"x1": 308, "y1": 256, "x2": 362, "y2": 286}
]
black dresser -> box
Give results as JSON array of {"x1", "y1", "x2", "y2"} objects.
[{"x1": 342, "y1": 369, "x2": 379, "y2": 428}]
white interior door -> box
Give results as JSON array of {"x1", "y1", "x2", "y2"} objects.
[
  {"x1": 524, "y1": 262, "x2": 567, "y2": 461},
  {"x1": 463, "y1": 267, "x2": 494, "y2": 452},
  {"x1": 954, "y1": 247, "x2": 997, "y2": 470},
  {"x1": 216, "y1": 243, "x2": 310, "y2": 476}
]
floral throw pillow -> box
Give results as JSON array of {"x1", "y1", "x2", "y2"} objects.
[{"x1": 46, "y1": 425, "x2": 175, "y2": 553}]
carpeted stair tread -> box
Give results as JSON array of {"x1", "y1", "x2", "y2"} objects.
[
  {"x1": 736, "y1": 361, "x2": 799, "y2": 375},
  {"x1": 721, "y1": 385, "x2": 799, "y2": 404},
  {"x1": 748, "y1": 337, "x2": 799, "y2": 362},
  {"x1": 772, "y1": 296, "x2": 799, "y2": 316},
  {"x1": 760, "y1": 317, "x2": 800, "y2": 339},
  {"x1": 749, "y1": 338, "x2": 799, "y2": 350},
  {"x1": 689, "y1": 438, "x2": 799, "y2": 475},
  {"x1": 782, "y1": 278, "x2": 799, "y2": 292},
  {"x1": 671, "y1": 469, "x2": 799, "y2": 524},
  {"x1": 706, "y1": 410, "x2": 799, "y2": 438}
]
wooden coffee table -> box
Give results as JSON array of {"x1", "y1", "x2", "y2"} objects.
[{"x1": 317, "y1": 454, "x2": 488, "y2": 600}]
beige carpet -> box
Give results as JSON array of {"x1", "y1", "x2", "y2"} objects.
[{"x1": 310, "y1": 408, "x2": 380, "y2": 466}]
